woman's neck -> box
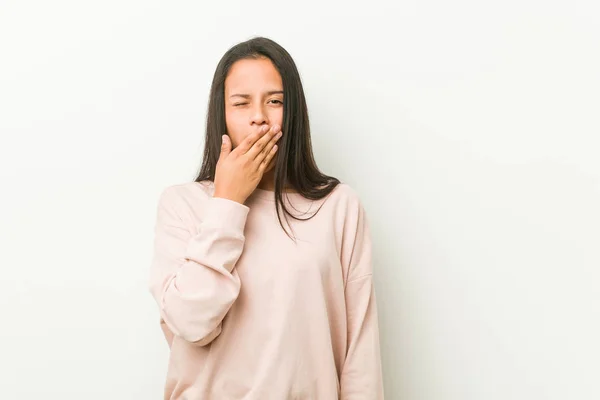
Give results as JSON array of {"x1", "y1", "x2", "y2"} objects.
[
  {"x1": 257, "y1": 169, "x2": 275, "y2": 191},
  {"x1": 257, "y1": 170, "x2": 296, "y2": 192}
]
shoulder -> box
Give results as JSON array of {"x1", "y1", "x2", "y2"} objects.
[
  {"x1": 156, "y1": 180, "x2": 214, "y2": 216},
  {"x1": 327, "y1": 182, "x2": 366, "y2": 213},
  {"x1": 321, "y1": 182, "x2": 369, "y2": 230},
  {"x1": 330, "y1": 182, "x2": 361, "y2": 201}
]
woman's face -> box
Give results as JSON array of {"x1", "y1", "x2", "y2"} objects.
[{"x1": 224, "y1": 57, "x2": 284, "y2": 171}]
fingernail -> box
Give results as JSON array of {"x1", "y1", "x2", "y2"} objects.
[{"x1": 273, "y1": 125, "x2": 280, "y2": 133}]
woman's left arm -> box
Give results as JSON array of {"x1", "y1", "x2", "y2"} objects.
[{"x1": 339, "y1": 199, "x2": 385, "y2": 400}]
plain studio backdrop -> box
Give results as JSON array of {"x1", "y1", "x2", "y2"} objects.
[{"x1": 1, "y1": 0, "x2": 599, "y2": 399}]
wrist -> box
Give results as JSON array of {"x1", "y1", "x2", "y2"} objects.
[{"x1": 213, "y1": 190, "x2": 246, "y2": 204}]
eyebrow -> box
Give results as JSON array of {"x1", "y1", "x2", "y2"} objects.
[{"x1": 229, "y1": 90, "x2": 284, "y2": 99}]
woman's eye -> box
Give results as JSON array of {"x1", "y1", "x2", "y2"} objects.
[{"x1": 233, "y1": 100, "x2": 281, "y2": 106}]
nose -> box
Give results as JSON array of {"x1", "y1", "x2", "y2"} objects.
[{"x1": 250, "y1": 103, "x2": 268, "y2": 127}]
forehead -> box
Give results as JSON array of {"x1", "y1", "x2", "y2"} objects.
[{"x1": 225, "y1": 58, "x2": 282, "y2": 93}]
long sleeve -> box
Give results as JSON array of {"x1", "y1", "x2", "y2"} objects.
[
  {"x1": 339, "y1": 201, "x2": 385, "y2": 399},
  {"x1": 148, "y1": 186, "x2": 249, "y2": 347}
]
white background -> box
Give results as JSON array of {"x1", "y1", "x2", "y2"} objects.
[{"x1": 1, "y1": 0, "x2": 599, "y2": 399}]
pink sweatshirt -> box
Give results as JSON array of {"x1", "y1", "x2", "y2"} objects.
[{"x1": 148, "y1": 180, "x2": 384, "y2": 399}]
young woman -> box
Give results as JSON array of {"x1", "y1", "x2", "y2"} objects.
[{"x1": 149, "y1": 36, "x2": 384, "y2": 399}]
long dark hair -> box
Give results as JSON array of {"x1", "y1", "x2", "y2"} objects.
[{"x1": 194, "y1": 36, "x2": 340, "y2": 240}]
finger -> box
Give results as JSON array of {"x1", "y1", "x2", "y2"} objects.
[
  {"x1": 219, "y1": 134, "x2": 232, "y2": 160},
  {"x1": 233, "y1": 125, "x2": 270, "y2": 155},
  {"x1": 259, "y1": 143, "x2": 279, "y2": 172},
  {"x1": 247, "y1": 124, "x2": 280, "y2": 160},
  {"x1": 255, "y1": 129, "x2": 282, "y2": 165}
]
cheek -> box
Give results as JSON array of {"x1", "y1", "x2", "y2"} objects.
[
  {"x1": 270, "y1": 109, "x2": 283, "y2": 127},
  {"x1": 225, "y1": 114, "x2": 246, "y2": 147}
]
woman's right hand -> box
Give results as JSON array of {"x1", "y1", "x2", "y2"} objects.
[{"x1": 213, "y1": 124, "x2": 282, "y2": 204}]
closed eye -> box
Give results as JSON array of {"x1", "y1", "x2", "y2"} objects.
[{"x1": 233, "y1": 100, "x2": 282, "y2": 107}]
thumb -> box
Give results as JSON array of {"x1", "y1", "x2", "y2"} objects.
[{"x1": 220, "y1": 134, "x2": 232, "y2": 158}]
